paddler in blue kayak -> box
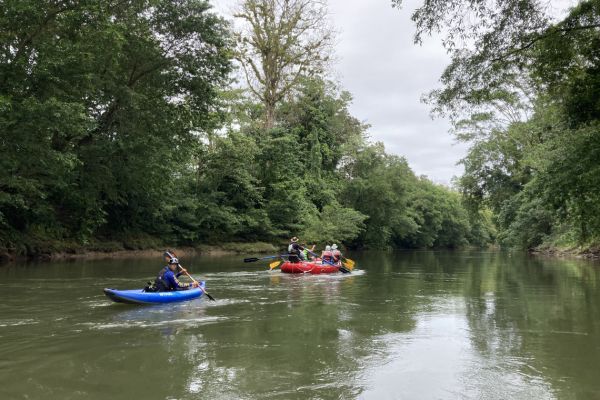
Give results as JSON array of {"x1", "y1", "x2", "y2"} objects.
[{"x1": 152, "y1": 255, "x2": 199, "y2": 292}]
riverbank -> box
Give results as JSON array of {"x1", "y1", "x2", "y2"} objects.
[
  {"x1": 531, "y1": 243, "x2": 600, "y2": 260},
  {"x1": 4, "y1": 237, "x2": 599, "y2": 264},
  {"x1": 0, "y1": 240, "x2": 278, "y2": 264}
]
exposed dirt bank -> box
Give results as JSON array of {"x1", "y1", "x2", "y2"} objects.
[
  {"x1": 0, "y1": 242, "x2": 279, "y2": 264},
  {"x1": 530, "y1": 245, "x2": 600, "y2": 260}
]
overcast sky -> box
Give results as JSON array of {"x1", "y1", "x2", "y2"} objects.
[
  {"x1": 216, "y1": 0, "x2": 471, "y2": 185},
  {"x1": 326, "y1": 0, "x2": 468, "y2": 185}
]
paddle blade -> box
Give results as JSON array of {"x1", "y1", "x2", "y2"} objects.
[
  {"x1": 205, "y1": 292, "x2": 216, "y2": 301},
  {"x1": 338, "y1": 264, "x2": 351, "y2": 273},
  {"x1": 343, "y1": 258, "x2": 355, "y2": 268},
  {"x1": 343, "y1": 261, "x2": 354, "y2": 271},
  {"x1": 269, "y1": 260, "x2": 282, "y2": 270},
  {"x1": 244, "y1": 257, "x2": 260, "y2": 263}
]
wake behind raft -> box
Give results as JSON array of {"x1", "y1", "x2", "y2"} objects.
[{"x1": 104, "y1": 281, "x2": 206, "y2": 305}]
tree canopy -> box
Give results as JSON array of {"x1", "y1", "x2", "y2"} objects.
[
  {"x1": 396, "y1": 0, "x2": 600, "y2": 250},
  {"x1": 0, "y1": 0, "x2": 491, "y2": 258}
]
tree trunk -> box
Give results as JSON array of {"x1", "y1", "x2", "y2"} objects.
[{"x1": 264, "y1": 102, "x2": 276, "y2": 129}]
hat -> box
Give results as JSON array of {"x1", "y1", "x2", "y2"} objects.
[
  {"x1": 325, "y1": 245, "x2": 331, "y2": 251},
  {"x1": 331, "y1": 244, "x2": 338, "y2": 250},
  {"x1": 168, "y1": 257, "x2": 180, "y2": 265},
  {"x1": 291, "y1": 237, "x2": 299, "y2": 243}
]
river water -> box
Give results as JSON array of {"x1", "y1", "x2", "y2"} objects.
[{"x1": 1, "y1": 251, "x2": 599, "y2": 399}]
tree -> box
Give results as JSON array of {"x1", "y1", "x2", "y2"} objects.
[
  {"x1": 395, "y1": 0, "x2": 600, "y2": 250},
  {"x1": 392, "y1": 0, "x2": 600, "y2": 122},
  {"x1": 0, "y1": 0, "x2": 232, "y2": 252},
  {"x1": 234, "y1": 0, "x2": 334, "y2": 128},
  {"x1": 341, "y1": 144, "x2": 418, "y2": 248}
]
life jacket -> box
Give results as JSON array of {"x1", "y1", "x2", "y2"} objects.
[
  {"x1": 153, "y1": 266, "x2": 173, "y2": 292},
  {"x1": 322, "y1": 250, "x2": 333, "y2": 263},
  {"x1": 332, "y1": 250, "x2": 341, "y2": 262}
]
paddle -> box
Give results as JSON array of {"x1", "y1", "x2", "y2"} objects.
[
  {"x1": 341, "y1": 256, "x2": 355, "y2": 271},
  {"x1": 305, "y1": 248, "x2": 351, "y2": 274},
  {"x1": 178, "y1": 266, "x2": 216, "y2": 301},
  {"x1": 269, "y1": 260, "x2": 283, "y2": 270},
  {"x1": 244, "y1": 255, "x2": 288, "y2": 263}
]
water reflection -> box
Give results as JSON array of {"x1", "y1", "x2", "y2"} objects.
[{"x1": 1, "y1": 251, "x2": 600, "y2": 399}]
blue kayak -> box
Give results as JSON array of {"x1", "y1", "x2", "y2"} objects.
[{"x1": 104, "y1": 281, "x2": 206, "y2": 304}]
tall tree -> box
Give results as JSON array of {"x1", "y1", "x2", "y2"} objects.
[
  {"x1": 0, "y1": 0, "x2": 232, "y2": 252},
  {"x1": 234, "y1": 0, "x2": 334, "y2": 128}
]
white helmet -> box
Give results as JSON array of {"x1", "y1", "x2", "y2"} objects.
[
  {"x1": 325, "y1": 245, "x2": 331, "y2": 251},
  {"x1": 331, "y1": 244, "x2": 338, "y2": 250}
]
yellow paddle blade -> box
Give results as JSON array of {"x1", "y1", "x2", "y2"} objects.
[
  {"x1": 343, "y1": 261, "x2": 354, "y2": 271},
  {"x1": 269, "y1": 260, "x2": 282, "y2": 270},
  {"x1": 343, "y1": 258, "x2": 355, "y2": 268}
]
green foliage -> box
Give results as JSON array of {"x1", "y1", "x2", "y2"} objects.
[
  {"x1": 466, "y1": 208, "x2": 497, "y2": 247},
  {"x1": 411, "y1": 1, "x2": 600, "y2": 250},
  {"x1": 339, "y1": 143, "x2": 475, "y2": 249},
  {"x1": 341, "y1": 144, "x2": 415, "y2": 248},
  {"x1": 0, "y1": 0, "x2": 232, "y2": 253},
  {"x1": 302, "y1": 201, "x2": 367, "y2": 243},
  {"x1": 533, "y1": 123, "x2": 600, "y2": 243},
  {"x1": 408, "y1": 181, "x2": 471, "y2": 249},
  {"x1": 0, "y1": 3, "x2": 485, "y2": 256},
  {"x1": 193, "y1": 132, "x2": 271, "y2": 241}
]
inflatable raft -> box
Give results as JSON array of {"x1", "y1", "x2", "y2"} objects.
[
  {"x1": 280, "y1": 261, "x2": 341, "y2": 274},
  {"x1": 104, "y1": 281, "x2": 206, "y2": 304}
]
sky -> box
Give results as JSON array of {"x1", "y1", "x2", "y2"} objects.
[
  {"x1": 326, "y1": 0, "x2": 468, "y2": 185},
  {"x1": 215, "y1": 0, "x2": 472, "y2": 185}
]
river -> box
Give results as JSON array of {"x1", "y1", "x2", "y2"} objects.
[{"x1": 1, "y1": 250, "x2": 599, "y2": 399}]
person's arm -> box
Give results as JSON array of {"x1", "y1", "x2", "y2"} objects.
[
  {"x1": 175, "y1": 278, "x2": 191, "y2": 289},
  {"x1": 175, "y1": 264, "x2": 188, "y2": 277},
  {"x1": 165, "y1": 271, "x2": 191, "y2": 289}
]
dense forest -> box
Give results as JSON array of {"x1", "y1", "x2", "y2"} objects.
[
  {"x1": 0, "y1": 0, "x2": 489, "y2": 258},
  {"x1": 392, "y1": 0, "x2": 600, "y2": 253},
  {"x1": 5, "y1": 0, "x2": 598, "y2": 258}
]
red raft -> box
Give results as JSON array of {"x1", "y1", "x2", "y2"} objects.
[{"x1": 280, "y1": 261, "x2": 341, "y2": 274}]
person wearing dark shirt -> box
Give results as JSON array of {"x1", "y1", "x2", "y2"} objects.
[
  {"x1": 287, "y1": 236, "x2": 305, "y2": 263},
  {"x1": 154, "y1": 257, "x2": 199, "y2": 291}
]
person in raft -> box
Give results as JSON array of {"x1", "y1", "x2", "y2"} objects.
[
  {"x1": 287, "y1": 237, "x2": 305, "y2": 263},
  {"x1": 153, "y1": 257, "x2": 199, "y2": 292},
  {"x1": 302, "y1": 244, "x2": 316, "y2": 261},
  {"x1": 331, "y1": 244, "x2": 342, "y2": 265},
  {"x1": 321, "y1": 245, "x2": 334, "y2": 264}
]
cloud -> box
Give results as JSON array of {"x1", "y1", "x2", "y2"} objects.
[{"x1": 328, "y1": 0, "x2": 466, "y2": 184}]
